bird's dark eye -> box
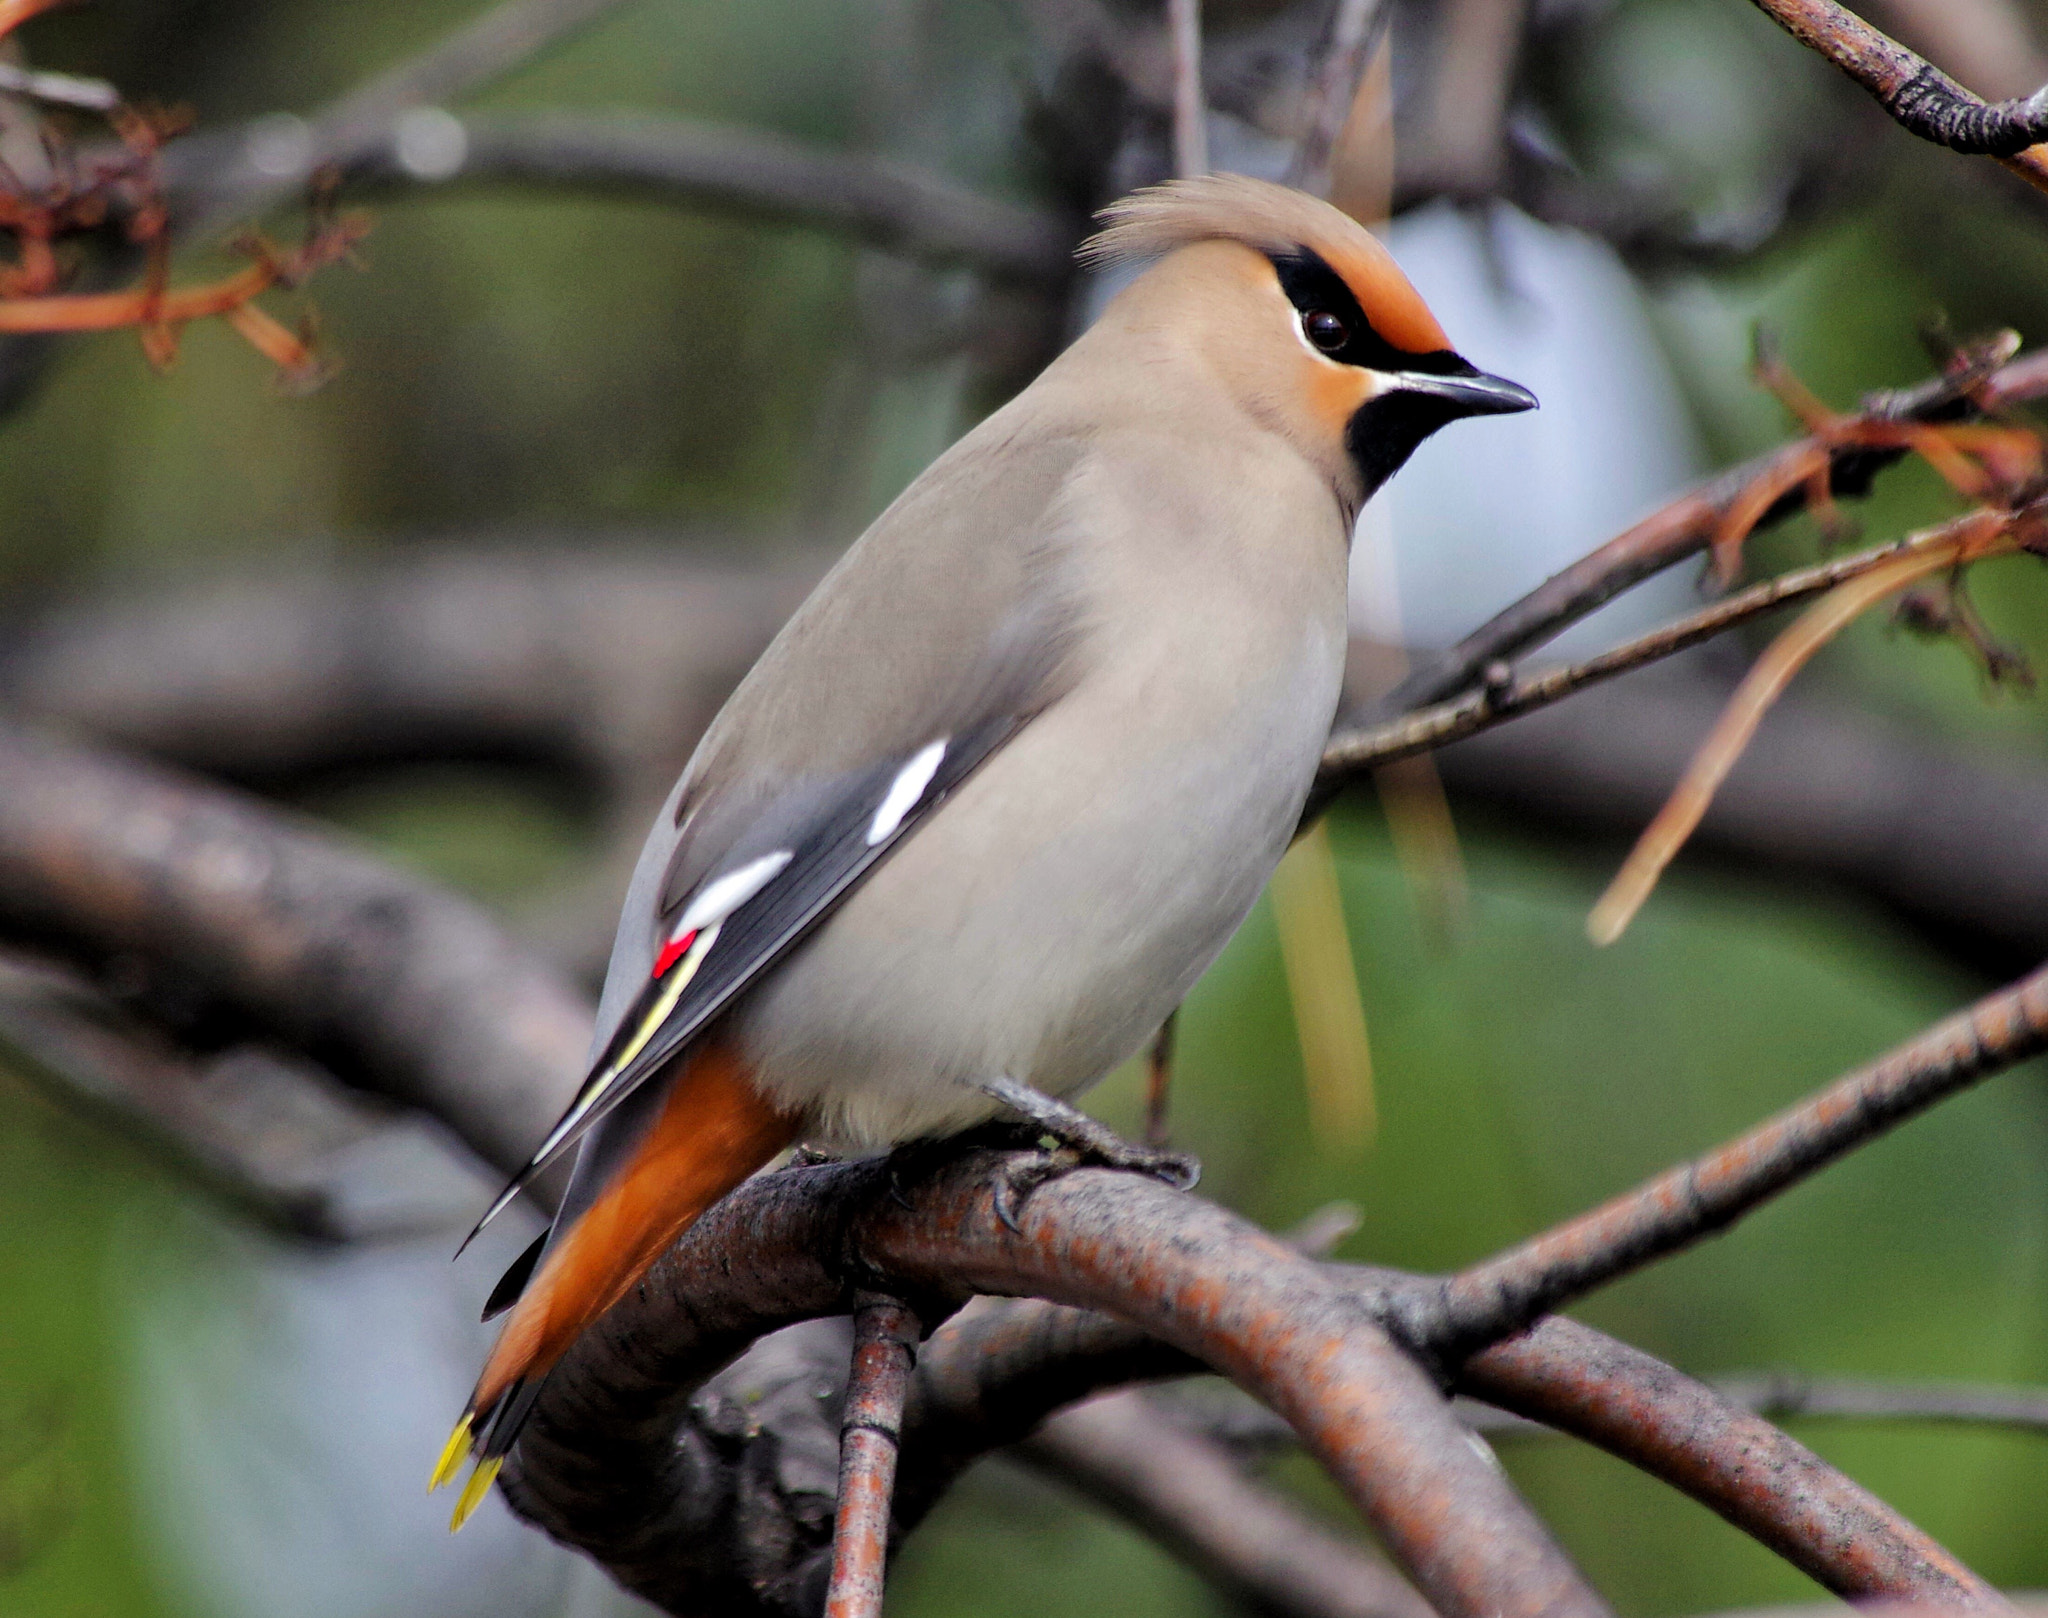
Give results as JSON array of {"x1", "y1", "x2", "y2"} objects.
[{"x1": 1303, "y1": 310, "x2": 1349, "y2": 354}]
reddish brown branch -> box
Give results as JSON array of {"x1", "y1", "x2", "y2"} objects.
[
  {"x1": 1460, "y1": 1319, "x2": 2002, "y2": 1605},
  {"x1": 1375, "y1": 345, "x2": 2048, "y2": 719},
  {"x1": 825, "y1": 1295, "x2": 921, "y2": 1618},
  {"x1": 1746, "y1": 0, "x2": 2048, "y2": 165},
  {"x1": 1017, "y1": 1389, "x2": 1434, "y2": 1618},
  {"x1": 507, "y1": 1154, "x2": 1611, "y2": 1618},
  {"x1": 2, "y1": 718, "x2": 2020, "y2": 1613},
  {"x1": 904, "y1": 1286, "x2": 2002, "y2": 1608},
  {"x1": 1429, "y1": 962, "x2": 2048, "y2": 1350}
]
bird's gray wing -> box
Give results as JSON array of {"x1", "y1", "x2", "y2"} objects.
[{"x1": 461, "y1": 424, "x2": 1088, "y2": 1248}]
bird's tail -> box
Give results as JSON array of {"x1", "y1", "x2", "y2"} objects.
[{"x1": 431, "y1": 1039, "x2": 800, "y2": 1529}]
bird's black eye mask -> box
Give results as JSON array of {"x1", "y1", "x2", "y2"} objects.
[
  {"x1": 1268, "y1": 247, "x2": 1508, "y2": 501},
  {"x1": 1267, "y1": 248, "x2": 1470, "y2": 379}
]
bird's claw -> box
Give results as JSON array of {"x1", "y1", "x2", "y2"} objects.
[
  {"x1": 990, "y1": 1148, "x2": 1077, "y2": 1232},
  {"x1": 988, "y1": 1135, "x2": 1200, "y2": 1231},
  {"x1": 1074, "y1": 1135, "x2": 1200, "y2": 1192},
  {"x1": 977, "y1": 1077, "x2": 1202, "y2": 1231}
]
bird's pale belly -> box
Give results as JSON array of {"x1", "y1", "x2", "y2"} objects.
[{"x1": 733, "y1": 641, "x2": 1342, "y2": 1148}]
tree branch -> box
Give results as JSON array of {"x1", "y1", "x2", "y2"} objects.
[
  {"x1": 1424, "y1": 960, "x2": 2048, "y2": 1351},
  {"x1": 162, "y1": 0, "x2": 642, "y2": 237},
  {"x1": 331, "y1": 111, "x2": 1077, "y2": 281},
  {"x1": 1016, "y1": 1389, "x2": 1435, "y2": 1618},
  {"x1": 3, "y1": 714, "x2": 2022, "y2": 1612},
  {"x1": 1745, "y1": 0, "x2": 2048, "y2": 160},
  {"x1": 1459, "y1": 1318, "x2": 2002, "y2": 1604},
  {"x1": 900, "y1": 1287, "x2": 2003, "y2": 1607},
  {"x1": 0, "y1": 951, "x2": 492, "y2": 1239},
  {"x1": 1377, "y1": 344, "x2": 2048, "y2": 718},
  {"x1": 0, "y1": 719, "x2": 590, "y2": 1183},
  {"x1": 505, "y1": 1153, "x2": 1611, "y2": 1618},
  {"x1": 1318, "y1": 504, "x2": 2032, "y2": 782}
]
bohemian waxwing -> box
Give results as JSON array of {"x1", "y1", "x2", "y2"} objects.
[{"x1": 433, "y1": 173, "x2": 1534, "y2": 1523}]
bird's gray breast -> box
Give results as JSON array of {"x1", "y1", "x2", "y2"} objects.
[{"x1": 735, "y1": 522, "x2": 1349, "y2": 1148}]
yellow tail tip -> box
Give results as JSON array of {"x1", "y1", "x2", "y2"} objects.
[
  {"x1": 449, "y1": 1456, "x2": 504, "y2": 1533},
  {"x1": 429, "y1": 1414, "x2": 474, "y2": 1494}
]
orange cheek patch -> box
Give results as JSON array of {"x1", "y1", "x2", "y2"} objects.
[{"x1": 1302, "y1": 358, "x2": 1373, "y2": 435}]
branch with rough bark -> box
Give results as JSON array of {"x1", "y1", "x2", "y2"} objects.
[
  {"x1": 7, "y1": 715, "x2": 2045, "y2": 1614},
  {"x1": 1745, "y1": 0, "x2": 2048, "y2": 188}
]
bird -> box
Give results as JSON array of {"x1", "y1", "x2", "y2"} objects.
[{"x1": 431, "y1": 173, "x2": 1534, "y2": 1528}]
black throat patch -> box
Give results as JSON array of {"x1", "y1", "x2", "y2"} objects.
[{"x1": 1268, "y1": 247, "x2": 1483, "y2": 500}]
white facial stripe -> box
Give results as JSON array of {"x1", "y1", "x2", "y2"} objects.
[
  {"x1": 867, "y1": 739, "x2": 948, "y2": 846},
  {"x1": 676, "y1": 849, "x2": 793, "y2": 936}
]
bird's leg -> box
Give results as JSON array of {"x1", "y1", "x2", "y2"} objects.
[
  {"x1": 976, "y1": 1073, "x2": 1199, "y2": 1230},
  {"x1": 1143, "y1": 1009, "x2": 1179, "y2": 1148}
]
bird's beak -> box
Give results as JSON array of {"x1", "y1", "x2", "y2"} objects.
[{"x1": 1388, "y1": 365, "x2": 1538, "y2": 419}]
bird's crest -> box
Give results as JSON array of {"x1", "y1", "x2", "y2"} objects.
[{"x1": 1081, "y1": 174, "x2": 1450, "y2": 358}]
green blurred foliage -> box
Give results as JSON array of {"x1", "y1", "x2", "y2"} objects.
[{"x1": 6, "y1": 0, "x2": 2048, "y2": 1612}]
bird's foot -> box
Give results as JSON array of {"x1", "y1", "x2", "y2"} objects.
[{"x1": 975, "y1": 1074, "x2": 1200, "y2": 1232}]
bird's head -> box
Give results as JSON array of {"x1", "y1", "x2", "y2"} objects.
[{"x1": 1082, "y1": 175, "x2": 1535, "y2": 514}]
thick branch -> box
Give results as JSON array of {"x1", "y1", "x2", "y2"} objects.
[
  {"x1": 506, "y1": 1153, "x2": 1611, "y2": 1618},
  {"x1": 2, "y1": 717, "x2": 2015, "y2": 1610},
  {"x1": 0, "y1": 720, "x2": 589, "y2": 1181},
  {"x1": 0, "y1": 952, "x2": 492, "y2": 1239},
  {"x1": 0, "y1": 545, "x2": 826, "y2": 799},
  {"x1": 901, "y1": 1287, "x2": 2001, "y2": 1607}
]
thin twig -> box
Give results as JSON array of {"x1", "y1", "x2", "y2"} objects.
[
  {"x1": 1319, "y1": 503, "x2": 2033, "y2": 782},
  {"x1": 1584, "y1": 516, "x2": 2018, "y2": 943},
  {"x1": 1172, "y1": 1369, "x2": 2048, "y2": 1445},
  {"x1": 1745, "y1": 0, "x2": 2048, "y2": 191},
  {"x1": 1143, "y1": 1009, "x2": 1176, "y2": 1147},
  {"x1": 1292, "y1": 0, "x2": 1389, "y2": 189},
  {"x1": 1427, "y1": 959, "x2": 2048, "y2": 1351},
  {"x1": 1714, "y1": 1371, "x2": 2048, "y2": 1435},
  {"x1": 1375, "y1": 344, "x2": 2048, "y2": 718},
  {"x1": 0, "y1": 62, "x2": 119, "y2": 112},
  {"x1": 825, "y1": 1294, "x2": 922, "y2": 1618},
  {"x1": 1167, "y1": 0, "x2": 1208, "y2": 177}
]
